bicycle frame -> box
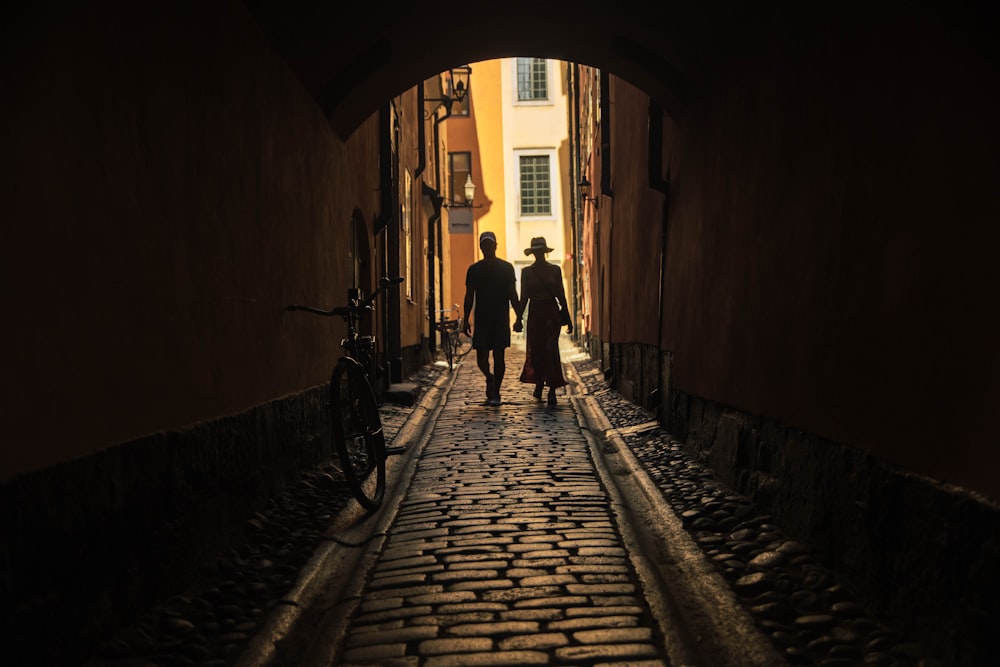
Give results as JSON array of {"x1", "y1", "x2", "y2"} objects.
[
  {"x1": 433, "y1": 304, "x2": 462, "y2": 370},
  {"x1": 434, "y1": 304, "x2": 462, "y2": 336},
  {"x1": 289, "y1": 276, "x2": 404, "y2": 380},
  {"x1": 286, "y1": 275, "x2": 404, "y2": 512}
]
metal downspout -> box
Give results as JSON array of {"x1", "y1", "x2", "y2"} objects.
[
  {"x1": 376, "y1": 104, "x2": 402, "y2": 384},
  {"x1": 569, "y1": 63, "x2": 582, "y2": 341},
  {"x1": 424, "y1": 106, "x2": 451, "y2": 351},
  {"x1": 648, "y1": 100, "x2": 670, "y2": 411},
  {"x1": 423, "y1": 183, "x2": 444, "y2": 354},
  {"x1": 600, "y1": 70, "x2": 615, "y2": 380},
  {"x1": 415, "y1": 85, "x2": 427, "y2": 180}
]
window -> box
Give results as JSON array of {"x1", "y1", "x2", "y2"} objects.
[
  {"x1": 448, "y1": 152, "x2": 472, "y2": 205},
  {"x1": 516, "y1": 57, "x2": 548, "y2": 101},
  {"x1": 519, "y1": 155, "x2": 551, "y2": 216},
  {"x1": 403, "y1": 170, "x2": 413, "y2": 299}
]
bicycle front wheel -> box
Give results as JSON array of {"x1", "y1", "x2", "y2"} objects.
[
  {"x1": 331, "y1": 357, "x2": 386, "y2": 511},
  {"x1": 444, "y1": 331, "x2": 455, "y2": 370}
]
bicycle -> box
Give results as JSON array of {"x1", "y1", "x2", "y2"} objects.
[
  {"x1": 434, "y1": 304, "x2": 462, "y2": 371},
  {"x1": 286, "y1": 276, "x2": 404, "y2": 512}
]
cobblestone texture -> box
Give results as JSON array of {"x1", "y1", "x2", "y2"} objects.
[
  {"x1": 573, "y1": 357, "x2": 935, "y2": 667},
  {"x1": 84, "y1": 342, "x2": 936, "y2": 666},
  {"x1": 334, "y1": 351, "x2": 669, "y2": 665},
  {"x1": 86, "y1": 363, "x2": 447, "y2": 667}
]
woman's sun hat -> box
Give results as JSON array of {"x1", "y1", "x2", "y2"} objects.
[{"x1": 524, "y1": 237, "x2": 554, "y2": 255}]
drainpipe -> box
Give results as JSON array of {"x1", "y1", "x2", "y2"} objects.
[
  {"x1": 600, "y1": 70, "x2": 615, "y2": 381},
  {"x1": 429, "y1": 99, "x2": 453, "y2": 356},
  {"x1": 415, "y1": 85, "x2": 427, "y2": 180},
  {"x1": 415, "y1": 79, "x2": 455, "y2": 357},
  {"x1": 648, "y1": 99, "x2": 670, "y2": 412},
  {"x1": 423, "y1": 183, "x2": 444, "y2": 353},
  {"x1": 376, "y1": 103, "x2": 402, "y2": 384},
  {"x1": 568, "y1": 63, "x2": 581, "y2": 341},
  {"x1": 436, "y1": 194, "x2": 445, "y2": 317}
]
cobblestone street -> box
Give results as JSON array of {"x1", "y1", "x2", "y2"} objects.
[
  {"x1": 90, "y1": 339, "x2": 933, "y2": 667},
  {"x1": 330, "y1": 346, "x2": 670, "y2": 666}
]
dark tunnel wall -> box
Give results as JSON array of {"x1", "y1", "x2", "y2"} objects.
[
  {"x1": 1, "y1": 2, "x2": 381, "y2": 480},
  {"x1": 662, "y1": 12, "x2": 1000, "y2": 499},
  {"x1": 1, "y1": 0, "x2": 996, "y2": 550},
  {"x1": 2, "y1": 1, "x2": 999, "y2": 662},
  {"x1": 5, "y1": 0, "x2": 992, "y2": 501},
  {"x1": 589, "y1": 11, "x2": 1000, "y2": 660},
  {"x1": 0, "y1": 3, "x2": 1000, "y2": 548}
]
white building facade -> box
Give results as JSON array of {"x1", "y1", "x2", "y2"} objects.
[{"x1": 499, "y1": 58, "x2": 572, "y2": 292}]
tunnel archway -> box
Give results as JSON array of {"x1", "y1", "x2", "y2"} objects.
[
  {"x1": 235, "y1": 7, "x2": 1000, "y2": 665},
  {"x1": 4, "y1": 3, "x2": 999, "y2": 665},
  {"x1": 245, "y1": 0, "x2": 708, "y2": 137}
]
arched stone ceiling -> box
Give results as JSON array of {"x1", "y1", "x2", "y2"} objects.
[
  {"x1": 245, "y1": 1, "x2": 995, "y2": 138},
  {"x1": 244, "y1": 0, "x2": 770, "y2": 138}
]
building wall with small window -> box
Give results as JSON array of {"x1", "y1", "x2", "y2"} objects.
[
  {"x1": 499, "y1": 58, "x2": 572, "y2": 298},
  {"x1": 448, "y1": 58, "x2": 508, "y2": 306}
]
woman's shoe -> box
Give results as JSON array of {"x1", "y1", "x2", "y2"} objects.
[
  {"x1": 547, "y1": 388, "x2": 557, "y2": 405},
  {"x1": 533, "y1": 384, "x2": 543, "y2": 400}
]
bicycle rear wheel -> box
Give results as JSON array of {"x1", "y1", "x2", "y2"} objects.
[
  {"x1": 330, "y1": 357, "x2": 386, "y2": 511},
  {"x1": 444, "y1": 329, "x2": 455, "y2": 370}
]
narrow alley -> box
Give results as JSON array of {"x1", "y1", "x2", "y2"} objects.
[
  {"x1": 209, "y1": 342, "x2": 927, "y2": 667},
  {"x1": 6, "y1": 5, "x2": 1000, "y2": 666}
]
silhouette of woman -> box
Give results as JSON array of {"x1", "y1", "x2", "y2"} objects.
[{"x1": 514, "y1": 237, "x2": 572, "y2": 404}]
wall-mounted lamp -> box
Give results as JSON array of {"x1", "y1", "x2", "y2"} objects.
[
  {"x1": 444, "y1": 175, "x2": 482, "y2": 208},
  {"x1": 463, "y1": 174, "x2": 476, "y2": 205},
  {"x1": 578, "y1": 178, "x2": 599, "y2": 209},
  {"x1": 424, "y1": 65, "x2": 472, "y2": 118}
]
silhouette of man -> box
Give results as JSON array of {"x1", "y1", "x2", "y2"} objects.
[{"x1": 463, "y1": 230, "x2": 522, "y2": 406}]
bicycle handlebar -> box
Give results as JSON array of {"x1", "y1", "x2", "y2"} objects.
[
  {"x1": 285, "y1": 304, "x2": 341, "y2": 316},
  {"x1": 286, "y1": 276, "x2": 404, "y2": 317},
  {"x1": 365, "y1": 276, "x2": 404, "y2": 310}
]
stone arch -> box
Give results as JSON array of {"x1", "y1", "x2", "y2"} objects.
[{"x1": 246, "y1": 0, "x2": 707, "y2": 137}]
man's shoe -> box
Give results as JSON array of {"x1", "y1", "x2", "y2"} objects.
[{"x1": 488, "y1": 394, "x2": 501, "y2": 406}]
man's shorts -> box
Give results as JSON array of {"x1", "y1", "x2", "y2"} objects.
[{"x1": 472, "y1": 322, "x2": 511, "y2": 350}]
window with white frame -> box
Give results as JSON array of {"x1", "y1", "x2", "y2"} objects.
[
  {"x1": 518, "y1": 154, "x2": 551, "y2": 216},
  {"x1": 403, "y1": 170, "x2": 413, "y2": 299},
  {"x1": 516, "y1": 57, "x2": 548, "y2": 102}
]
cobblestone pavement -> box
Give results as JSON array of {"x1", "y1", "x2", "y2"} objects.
[
  {"x1": 85, "y1": 338, "x2": 936, "y2": 667},
  {"x1": 323, "y1": 345, "x2": 672, "y2": 666},
  {"x1": 570, "y1": 356, "x2": 934, "y2": 667},
  {"x1": 86, "y1": 364, "x2": 447, "y2": 667}
]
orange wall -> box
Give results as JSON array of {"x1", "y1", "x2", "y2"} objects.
[{"x1": 446, "y1": 59, "x2": 508, "y2": 304}]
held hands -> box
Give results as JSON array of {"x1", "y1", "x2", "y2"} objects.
[
  {"x1": 513, "y1": 317, "x2": 523, "y2": 333},
  {"x1": 566, "y1": 323, "x2": 573, "y2": 334}
]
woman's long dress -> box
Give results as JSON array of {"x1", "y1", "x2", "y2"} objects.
[{"x1": 518, "y1": 263, "x2": 567, "y2": 388}]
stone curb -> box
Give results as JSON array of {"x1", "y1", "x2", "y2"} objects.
[
  {"x1": 235, "y1": 358, "x2": 464, "y2": 667},
  {"x1": 566, "y1": 361, "x2": 783, "y2": 667},
  {"x1": 238, "y1": 345, "x2": 779, "y2": 666}
]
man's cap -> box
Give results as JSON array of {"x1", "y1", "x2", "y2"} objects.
[{"x1": 479, "y1": 230, "x2": 497, "y2": 245}]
